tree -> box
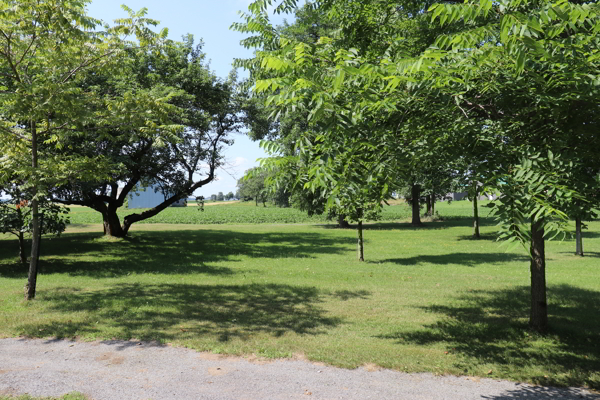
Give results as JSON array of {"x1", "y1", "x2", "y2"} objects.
[
  {"x1": 225, "y1": 191, "x2": 234, "y2": 200},
  {"x1": 236, "y1": 0, "x2": 600, "y2": 331},
  {"x1": 0, "y1": 0, "x2": 167, "y2": 299},
  {"x1": 408, "y1": 0, "x2": 600, "y2": 331},
  {"x1": 217, "y1": 192, "x2": 224, "y2": 201},
  {"x1": 0, "y1": 184, "x2": 69, "y2": 264},
  {"x1": 238, "y1": 167, "x2": 267, "y2": 206},
  {"x1": 47, "y1": 36, "x2": 246, "y2": 237},
  {"x1": 210, "y1": 194, "x2": 217, "y2": 201}
]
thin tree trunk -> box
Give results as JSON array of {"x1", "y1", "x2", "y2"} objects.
[
  {"x1": 18, "y1": 232, "x2": 27, "y2": 264},
  {"x1": 425, "y1": 195, "x2": 432, "y2": 216},
  {"x1": 411, "y1": 184, "x2": 422, "y2": 226},
  {"x1": 530, "y1": 217, "x2": 548, "y2": 333},
  {"x1": 25, "y1": 121, "x2": 39, "y2": 301},
  {"x1": 473, "y1": 189, "x2": 480, "y2": 239},
  {"x1": 575, "y1": 217, "x2": 584, "y2": 256},
  {"x1": 431, "y1": 192, "x2": 435, "y2": 216},
  {"x1": 357, "y1": 220, "x2": 364, "y2": 261}
]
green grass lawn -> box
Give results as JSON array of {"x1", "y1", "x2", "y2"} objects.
[{"x1": 1, "y1": 201, "x2": 599, "y2": 390}]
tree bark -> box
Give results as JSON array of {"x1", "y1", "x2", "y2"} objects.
[
  {"x1": 425, "y1": 195, "x2": 432, "y2": 216},
  {"x1": 411, "y1": 184, "x2": 422, "y2": 226},
  {"x1": 431, "y1": 191, "x2": 435, "y2": 216},
  {"x1": 18, "y1": 232, "x2": 27, "y2": 264},
  {"x1": 338, "y1": 214, "x2": 350, "y2": 229},
  {"x1": 357, "y1": 220, "x2": 364, "y2": 261},
  {"x1": 529, "y1": 217, "x2": 548, "y2": 333},
  {"x1": 575, "y1": 217, "x2": 584, "y2": 256},
  {"x1": 25, "y1": 121, "x2": 39, "y2": 300},
  {"x1": 102, "y1": 206, "x2": 127, "y2": 238},
  {"x1": 473, "y1": 190, "x2": 480, "y2": 239}
]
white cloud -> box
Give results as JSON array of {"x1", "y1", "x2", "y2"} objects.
[{"x1": 233, "y1": 157, "x2": 248, "y2": 167}]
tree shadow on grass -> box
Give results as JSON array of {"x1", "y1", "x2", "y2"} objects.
[
  {"x1": 0, "y1": 229, "x2": 351, "y2": 278},
  {"x1": 18, "y1": 283, "x2": 346, "y2": 343},
  {"x1": 558, "y1": 251, "x2": 600, "y2": 258},
  {"x1": 457, "y1": 232, "x2": 499, "y2": 241},
  {"x1": 376, "y1": 284, "x2": 600, "y2": 389},
  {"x1": 318, "y1": 220, "x2": 474, "y2": 232},
  {"x1": 341, "y1": 217, "x2": 497, "y2": 232},
  {"x1": 371, "y1": 252, "x2": 529, "y2": 267},
  {"x1": 481, "y1": 385, "x2": 600, "y2": 400}
]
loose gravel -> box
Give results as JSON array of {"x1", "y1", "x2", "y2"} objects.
[{"x1": 0, "y1": 338, "x2": 598, "y2": 400}]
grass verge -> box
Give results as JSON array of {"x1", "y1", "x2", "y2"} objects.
[
  {"x1": 1, "y1": 208, "x2": 598, "y2": 390},
  {"x1": 0, "y1": 393, "x2": 87, "y2": 400}
]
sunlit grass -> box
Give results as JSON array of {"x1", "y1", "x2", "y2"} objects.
[{"x1": 1, "y1": 202, "x2": 598, "y2": 389}]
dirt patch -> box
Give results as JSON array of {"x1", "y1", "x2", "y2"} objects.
[
  {"x1": 95, "y1": 353, "x2": 125, "y2": 365},
  {"x1": 363, "y1": 363, "x2": 382, "y2": 372}
]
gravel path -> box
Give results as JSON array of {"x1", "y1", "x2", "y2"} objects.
[{"x1": 0, "y1": 338, "x2": 598, "y2": 400}]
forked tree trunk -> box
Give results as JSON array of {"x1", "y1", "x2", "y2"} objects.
[
  {"x1": 530, "y1": 217, "x2": 548, "y2": 333},
  {"x1": 473, "y1": 193, "x2": 480, "y2": 239},
  {"x1": 25, "y1": 121, "x2": 39, "y2": 300},
  {"x1": 411, "y1": 184, "x2": 422, "y2": 226},
  {"x1": 102, "y1": 207, "x2": 127, "y2": 238},
  {"x1": 575, "y1": 217, "x2": 584, "y2": 256},
  {"x1": 357, "y1": 220, "x2": 364, "y2": 261}
]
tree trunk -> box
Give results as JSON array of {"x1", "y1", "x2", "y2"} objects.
[
  {"x1": 18, "y1": 232, "x2": 27, "y2": 264},
  {"x1": 25, "y1": 121, "x2": 39, "y2": 301},
  {"x1": 357, "y1": 220, "x2": 364, "y2": 261},
  {"x1": 411, "y1": 184, "x2": 422, "y2": 226},
  {"x1": 575, "y1": 217, "x2": 584, "y2": 256},
  {"x1": 529, "y1": 217, "x2": 548, "y2": 333},
  {"x1": 431, "y1": 192, "x2": 435, "y2": 216},
  {"x1": 338, "y1": 214, "x2": 350, "y2": 229},
  {"x1": 473, "y1": 191, "x2": 480, "y2": 239},
  {"x1": 102, "y1": 207, "x2": 127, "y2": 238},
  {"x1": 425, "y1": 195, "x2": 432, "y2": 216}
]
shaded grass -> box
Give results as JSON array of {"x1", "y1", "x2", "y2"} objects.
[{"x1": 0, "y1": 215, "x2": 598, "y2": 389}]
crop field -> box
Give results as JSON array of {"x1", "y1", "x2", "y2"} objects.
[
  {"x1": 66, "y1": 199, "x2": 491, "y2": 226},
  {"x1": 1, "y1": 200, "x2": 599, "y2": 389}
]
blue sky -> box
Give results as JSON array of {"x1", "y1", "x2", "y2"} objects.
[{"x1": 87, "y1": 0, "x2": 291, "y2": 198}]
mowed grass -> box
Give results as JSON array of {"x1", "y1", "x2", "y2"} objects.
[{"x1": 0, "y1": 201, "x2": 598, "y2": 389}]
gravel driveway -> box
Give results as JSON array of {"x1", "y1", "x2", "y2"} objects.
[{"x1": 0, "y1": 338, "x2": 598, "y2": 400}]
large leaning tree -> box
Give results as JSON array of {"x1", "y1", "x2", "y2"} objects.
[
  {"x1": 0, "y1": 0, "x2": 174, "y2": 299},
  {"x1": 47, "y1": 35, "x2": 247, "y2": 237}
]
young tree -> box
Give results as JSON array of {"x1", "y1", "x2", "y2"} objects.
[
  {"x1": 411, "y1": 0, "x2": 600, "y2": 331},
  {"x1": 0, "y1": 187, "x2": 69, "y2": 264}
]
